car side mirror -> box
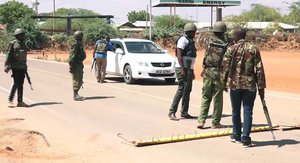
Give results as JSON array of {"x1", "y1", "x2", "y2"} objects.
[{"x1": 115, "y1": 48, "x2": 124, "y2": 55}]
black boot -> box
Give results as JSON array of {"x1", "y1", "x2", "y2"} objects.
[
  {"x1": 73, "y1": 91, "x2": 84, "y2": 101},
  {"x1": 17, "y1": 101, "x2": 29, "y2": 107}
]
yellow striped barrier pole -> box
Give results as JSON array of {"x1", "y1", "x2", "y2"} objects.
[{"x1": 133, "y1": 125, "x2": 278, "y2": 147}]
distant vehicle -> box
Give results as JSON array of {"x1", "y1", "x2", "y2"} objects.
[{"x1": 106, "y1": 38, "x2": 176, "y2": 84}]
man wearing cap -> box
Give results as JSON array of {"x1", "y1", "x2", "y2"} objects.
[
  {"x1": 168, "y1": 23, "x2": 197, "y2": 120},
  {"x1": 4, "y1": 28, "x2": 29, "y2": 107},
  {"x1": 197, "y1": 21, "x2": 228, "y2": 129}
]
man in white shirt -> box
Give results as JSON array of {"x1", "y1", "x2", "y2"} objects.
[{"x1": 168, "y1": 23, "x2": 197, "y2": 120}]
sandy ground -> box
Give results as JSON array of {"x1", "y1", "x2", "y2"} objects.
[{"x1": 30, "y1": 49, "x2": 300, "y2": 93}]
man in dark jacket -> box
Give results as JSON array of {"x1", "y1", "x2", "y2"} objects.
[{"x1": 5, "y1": 28, "x2": 29, "y2": 107}]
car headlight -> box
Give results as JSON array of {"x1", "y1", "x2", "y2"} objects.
[{"x1": 137, "y1": 61, "x2": 148, "y2": 67}]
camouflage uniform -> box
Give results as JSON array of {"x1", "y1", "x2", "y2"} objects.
[
  {"x1": 69, "y1": 40, "x2": 86, "y2": 100},
  {"x1": 198, "y1": 36, "x2": 228, "y2": 127},
  {"x1": 221, "y1": 39, "x2": 266, "y2": 144},
  {"x1": 5, "y1": 39, "x2": 28, "y2": 105}
]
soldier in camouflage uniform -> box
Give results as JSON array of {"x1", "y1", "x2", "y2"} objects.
[
  {"x1": 221, "y1": 28, "x2": 266, "y2": 147},
  {"x1": 4, "y1": 28, "x2": 29, "y2": 107},
  {"x1": 197, "y1": 21, "x2": 228, "y2": 129},
  {"x1": 69, "y1": 31, "x2": 86, "y2": 101}
]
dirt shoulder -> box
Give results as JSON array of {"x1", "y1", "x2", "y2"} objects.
[{"x1": 28, "y1": 49, "x2": 300, "y2": 94}]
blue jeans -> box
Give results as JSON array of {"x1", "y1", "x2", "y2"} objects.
[{"x1": 230, "y1": 89, "x2": 256, "y2": 142}]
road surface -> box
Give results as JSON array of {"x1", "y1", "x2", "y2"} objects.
[{"x1": 0, "y1": 54, "x2": 299, "y2": 163}]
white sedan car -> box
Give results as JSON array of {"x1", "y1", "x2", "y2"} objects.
[{"x1": 106, "y1": 38, "x2": 176, "y2": 84}]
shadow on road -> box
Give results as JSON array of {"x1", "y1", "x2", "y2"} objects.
[
  {"x1": 29, "y1": 102, "x2": 63, "y2": 107},
  {"x1": 252, "y1": 139, "x2": 300, "y2": 148},
  {"x1": 105, "y1": 77, "x2": 124, "y2": 83},
  {"x1": 106, "y1": 77, "x2": 178, "y2": 86},
  {"x1": 84, "y1": 96, "x2": 115, "y2": 101},
  {"x1": 137, "y1": 79, "x2": 178, "y2": 86},
  {"x1": 207, "y1": 114, "x2": 232, "y2": 119}
]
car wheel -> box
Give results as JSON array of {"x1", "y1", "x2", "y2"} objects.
[
  {"x1": 123, "y1": 65, "x2": 135, "y2": 84},
  {"x1": 165, "y1": 78, "x2": 176, "y2": 84}
]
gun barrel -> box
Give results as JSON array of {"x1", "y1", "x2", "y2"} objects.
[
  {"x1": 260, "y1": 97, "x2": 275, "y2": 140},
  {"x1": 25, "y1": 71, "x2": 34, "y2": 90}
]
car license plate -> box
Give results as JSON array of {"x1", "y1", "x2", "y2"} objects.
[{"x1": 156, "y1": 70, "x2": 171, "y2": 74}]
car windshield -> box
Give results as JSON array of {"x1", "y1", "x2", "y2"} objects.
[{"x1": 125, "y1": 41, "x2": 165, "y2": 54}]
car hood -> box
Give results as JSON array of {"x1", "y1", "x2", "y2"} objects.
[{"x1": 131, "y1": 53, "x2": 175, "y2": 62}]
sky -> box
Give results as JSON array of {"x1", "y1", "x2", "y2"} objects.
[{"x1": 0, "y1": 0, "x2": 298, "y2": 23}]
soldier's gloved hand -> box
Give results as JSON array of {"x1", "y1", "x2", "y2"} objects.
[
  {"x1": 258, "y1": 88, "x2": 265, "y2": 99},
  {"x1": 69, "y1": 66, "x2": 74, "y2": 73}
]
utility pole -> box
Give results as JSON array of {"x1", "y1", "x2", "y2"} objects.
[
  {"x1": 32, "y1": 0, "x2": 39, "y2": 14},
  {"x1": 146, "y1": 5, "x2": 148, "y2": 31},
  {"x1": 149, "y1": 0, "x2": 152, "y2": 40},
  {"x1": 52, "y1": 0, "x2": 56, "y2": 35},
  {"x1": 210, "y1": 7, "x2": 213, "y2": 28}
]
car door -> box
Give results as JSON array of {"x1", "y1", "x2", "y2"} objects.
[
  {"x1": 106, "y1": 42, "x2": 117, "y2": 74},
  {"x1": 107, "y1": 41, "x2": 124, "y2": 75}
]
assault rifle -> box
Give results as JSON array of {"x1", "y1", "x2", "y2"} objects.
[
  {"x1": 90, "y1": 58, "x2": 96, "y2": 72},
  {"x1": 260, "y1": 95, "x2": 276, "y2": 140},
  {"x1": 25, "y1": 71, "x2": 33, "y2": 90}
]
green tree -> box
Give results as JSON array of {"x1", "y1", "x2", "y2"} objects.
[
  {"x1": 84, "y1": 21, "x2": 117, "y2": 45},
  {"x1": 0, "y1": 1, "x2": 35, "y2": 31},
  {"x1": 15, "y1": 19, "x2": 48, "y2": 49},
  {"x1": 153, "y1": 15, "x2": 190, "y2": 38},
  {"x1": 283, "y1": 1, "x2": 300, "y2": 26},
  {"x1": 245, "y1": 4, "x2": 282, "y2": 21},
  {"x1": 225, "y1": 4, "x2": 282, "y2": 23},
  {"x1": 41, "y1": 8, "x2": 101, "y2": 31},
  {"x1": 127, "y1": 10, "x2": 150, "y2": 23},
  {"x1": 0, "y1": 1, "x2": 47, "y2": 50}
]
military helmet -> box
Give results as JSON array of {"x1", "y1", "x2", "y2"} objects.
[
  {"x1": 184, "y1": 23, "x2": 197, "y2": 32},
  {"x1": 14, "y1": 28, "x2": 25, "y2": 36},
  {"x1": 74, "y1": 31, "x2": 83, "y2": 40},
  {"x1": 212, "y1": 21, "x2": 227, "y2": 33}
]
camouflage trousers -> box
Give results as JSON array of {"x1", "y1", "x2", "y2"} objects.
[
  {"x1": 71, "y1": 67, "x2": 83, "y2": 92},
  {"x1": 198, "y1": 78, "x2": 223, "y2": 125},
  {"x1": 95, "y1": 58, "x2": 107, "y2": 83}
]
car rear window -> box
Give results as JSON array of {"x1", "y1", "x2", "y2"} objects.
[{"x1": 125, "y1": 42, "x2": 164, "y2": 54}]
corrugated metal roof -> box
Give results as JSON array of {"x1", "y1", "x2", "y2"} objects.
[
  {"x1": 245, "y1": 22, "x2": 298, "y2": 29},
  {"x1": 132, "y1": 21, "x2": 154, "y2": 28}
]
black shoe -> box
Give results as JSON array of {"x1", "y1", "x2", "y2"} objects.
[
  {"x1": 242, "y1": 141, "x2": 252, "y2": 148},
  {"x1": 211, "y1": 123, "x2": 224, "y2": 129},
  {"x1": 197, "y1": 122, "x2": 205, "y2": 129},
  {"x1": 242, "y1": 137, "x2": 252, "y2": 147},
  {"x1": 168, "y1": 113, "x2": 179, "y2": 121},
  {"x1": 17, "y1": 102, "x2": 29, "y2": 107},
  {"x1": 180, "y1": 114, "x2": 196, "y2": 119},
  {"x1": 230, "y1": 135, "x2": 241, "y2": 143}
]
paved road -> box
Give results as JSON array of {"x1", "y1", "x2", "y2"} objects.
[{"x1": 0, "y1": 55, "x2": 300, "y2": 163}]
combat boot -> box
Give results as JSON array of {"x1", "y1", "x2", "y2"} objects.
[
  {"x1": 17, "y1": 101, "x2": 29, "y2": 107},
  {"x1": 73, "y1": 91, "x2": 84, "y2": 101}
]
